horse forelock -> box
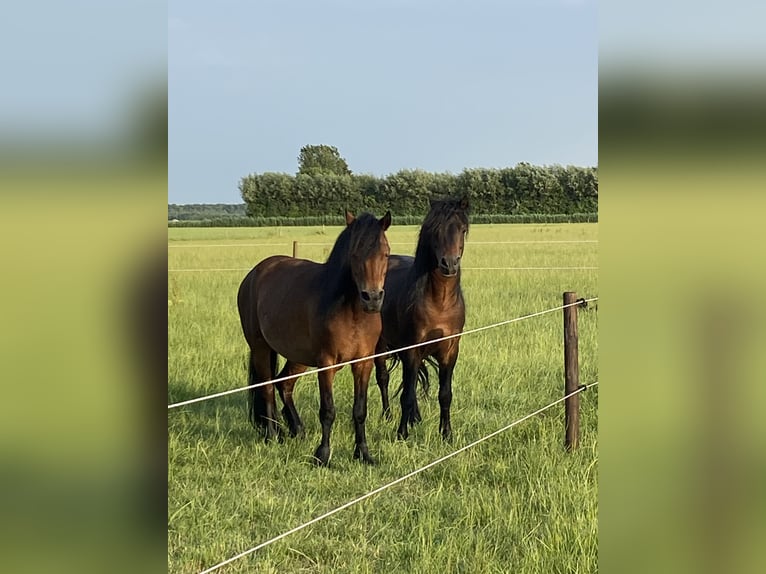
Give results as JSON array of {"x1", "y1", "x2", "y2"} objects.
[
  {"x1": 347, "y1": 213, "x2": 387, "y2": 263},
  {"x1": 414, "y1": 198, "x2": 470, "y2": 271},
  {"x1": 326, "y1": 212, "x2": 385, "y2": 273}
]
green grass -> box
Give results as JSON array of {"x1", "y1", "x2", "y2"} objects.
[{"x1": 168, "y1": 223, "x2": 598, "y2": 573}]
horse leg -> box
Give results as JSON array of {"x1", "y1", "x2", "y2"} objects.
[
  {"x1": 412, "y1": 366, "x2": 423, "y2": 424},
  {"x1": 248, "y1": 344, "x2": 281, "y2": 443},
  {"x1": 374, "y1": 340, "x2": 392, "y2": 420},
  {"x1": 397, "y1": 351, "x2": 420, "y2": 440},
  {"x1": 352, "y1": 359, "x2": 376, "y2": 465},
  {"x1": 313, "y1": 366, "x2": 338, "y2": 467},
  {"x1": 437, "y1": 344, "x2": 460, "y2": 442},
  {"x1": 275, "y1": 361, "x2": 308, "y2": 438}
]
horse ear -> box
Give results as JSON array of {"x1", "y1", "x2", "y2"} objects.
[
  {"x1": 345, "y1": 210, "x2": 355, "y2": 226},
  {"x1": 379, "y1": 211, "x2": 392, "y2": 231},
  {"x1": 459, "y1": 195, "x2": 470, "y2": 210}
]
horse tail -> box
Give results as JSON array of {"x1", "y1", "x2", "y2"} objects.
[
  {"x1": 386, "y1": 354, "x2": 403, "y2": 398},
  {"x1": 247, "y1": 350, "x2": 271, "y2": 430},
  {"x1": 417, "y1": 357, "x2": 438, "y2": 396},
  {"x1": 386, "y1": 353, "x2": 401, "y2": 376},
  {"x1": 270, "y1": 350, "x2": 278, "y2": 379},
  {"x1": 390, "y1": 355, "x2": 437, "y2": 397}
]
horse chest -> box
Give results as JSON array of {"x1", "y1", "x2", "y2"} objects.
[
  {"x1": 415, "y1": 299, "x2": 464, "y2": 333},
  {"x1": 323, "y1": 312, "x2": 380, "y2": 358}
]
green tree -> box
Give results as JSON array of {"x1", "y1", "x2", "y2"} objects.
[
  {"x1": 238, "y1": 160, "x2": 596, "y2": 219},
  {"x1": 456, "y1": 168, "x2": 501, "y2": 213},
  {"x1": 297, "y1": 144, "x2": 352, "y2": 176},
  {"x1": 352, "y1": 173, "x2": 384, "y2": 213},
  {"x1": 381, "y1": 169, "x2": 434, "y2": 214},
  {"x1": 239, "y1": 172, "x2": 294, "y2": 217}
]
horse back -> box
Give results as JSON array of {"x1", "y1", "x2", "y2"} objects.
[{"x1": 237, "y1": 255, "x2": 325, "y2": 365}]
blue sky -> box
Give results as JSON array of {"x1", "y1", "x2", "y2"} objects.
[{"x1": 169, "y1": 0, "x2": 597, "y2": 204}]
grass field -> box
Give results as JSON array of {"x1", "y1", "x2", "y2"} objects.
[{"x1": 168, "y1": 222, "x2": 598, "y2": 573}]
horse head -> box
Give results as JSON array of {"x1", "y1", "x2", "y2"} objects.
[
  {"x1": 423, "y1": 197, "x2": 469, "y2": 277},
  {"x1": 345, "y1": 210, "x2": 392, "y2": 313}
]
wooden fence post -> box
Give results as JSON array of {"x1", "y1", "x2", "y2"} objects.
[
  {"x1": 292, "y1": 241, "x2": 298, "y2": 258},
  {"x1": 563, "y1": 291, "x2": 580, "y2": 451}
]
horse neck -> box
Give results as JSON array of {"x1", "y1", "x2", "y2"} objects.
[
  {"x1": 412, "y1": 247, "x2": 462, "y2": 308},
  {"x1": 426, "y1": 268, "x2": 462, "y2": 307},
  {"x1": 318, "y1": 262, "x2": 358, "y2": 317}
]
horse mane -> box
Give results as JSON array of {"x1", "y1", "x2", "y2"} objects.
[
  {"x1": 408, "y1": 198, "x2": 470, "y2": 304},
  {"x1": 319, "y1": 213, "x2": 383, "y2": 315}
]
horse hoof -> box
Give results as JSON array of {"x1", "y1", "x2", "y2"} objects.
[
  {"x1": 406, "y1": 406, "x2": 421, "y2": 426},
  {"x1": 396, "y1": 429, "x2": 409, "y2": 441},
  {"x1": 312, "y1": 446, "x2": 330, "y2": 467},
  {"x1": 382, "y1": 409, "x2": 393, "y2": 422},
  {"x1": 353, "y1": 446, "x2": 377, "y2": 465}
]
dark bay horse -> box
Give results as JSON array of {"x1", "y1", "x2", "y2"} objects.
[
  {"x1": 374, "y1": 197, "x2": 469, "y2": 441},
  {"x1": 237, "y1": 211, "x2": 391, "y2": 466}
]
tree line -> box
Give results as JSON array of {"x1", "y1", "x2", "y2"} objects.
[
  {"x1": 168, "y1": 212, "x2": 596, "y2": 228},
  {"x1": 240, "y1": 163, "x2": 597, "y2": 218},
  {"x1": 169, "y1": 146, "x2": 597, "y2": 224},
  {"x1": 168, "y1": 203, "x2": 246, "y2": 221}
]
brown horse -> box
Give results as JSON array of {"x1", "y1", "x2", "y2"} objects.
[
  {"x1": 237, "y1": 211, "x2": 391, "y2": 466},
  {"x1": 374, "y1": 197, "x2": 469, "y2": 441}
]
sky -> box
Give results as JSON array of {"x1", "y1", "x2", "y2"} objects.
[{"x1": 168, "y1": 0, "x2": 597, "y2": 204}]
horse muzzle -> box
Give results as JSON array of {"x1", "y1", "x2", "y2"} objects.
[
  {"x1": 360, "y1": 289, "x2": 385, "y2": 313},
  {"x1": 438, "y1": 255, "x2": 461, "y2": 277}
]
